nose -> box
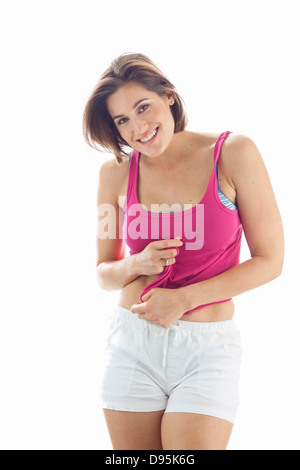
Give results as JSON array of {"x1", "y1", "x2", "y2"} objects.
[{"x1": 130, "y1": 117, "x2": 149, "y2": 138}]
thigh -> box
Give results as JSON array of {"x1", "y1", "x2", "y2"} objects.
[
  {"x1": 103, "y1": 409, "x2": 165, "y2": 450},
  {"x1": 161, "y1": 412, "x2": 233, "y2": 450}
]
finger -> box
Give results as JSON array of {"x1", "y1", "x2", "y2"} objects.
[
  {"x1": 154, "y1": 238, "x2": 183, "y2": 249},
  {"x1": 131, "y1": 303, "x2": 147, "y2": 314},
  {"x1": 160, "y1": 248, "x2": 179, "y2": 258},
  {"x1": 138, "y1": 313, "x2": 149, "y2": 321},
  {"x1": 141, "y1": 290, "x2": 152, "y2": 302},
  {"x1": 161, "y1": 257, "x2": 176, "y2": 266}
]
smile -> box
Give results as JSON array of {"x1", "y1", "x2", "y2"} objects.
[{"x1": 138, "y1": 127, "x2": 159, "y2": 145}]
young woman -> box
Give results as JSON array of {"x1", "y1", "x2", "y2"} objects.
[{"x1": 82, "y1": 53, "x2": 284, "y2": 450}]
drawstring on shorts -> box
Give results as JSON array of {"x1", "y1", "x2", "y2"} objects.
[{"x1": 162, "y1": 323, "x2": 182, "y2": 368}]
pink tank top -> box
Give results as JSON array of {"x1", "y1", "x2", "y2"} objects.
[{"x1": 122, "y1": 131, "x2": 243, "y2": 315}]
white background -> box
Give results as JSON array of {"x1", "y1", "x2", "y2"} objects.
[{"x1": 0, "y1": 0, "x2": 299, "y2": 450}]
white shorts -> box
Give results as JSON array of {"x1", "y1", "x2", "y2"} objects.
[{"x1": 100, "y1": 305, "x2": 242, "y2": 424}]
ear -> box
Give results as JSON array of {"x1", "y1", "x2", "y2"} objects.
[{"x1": 167, "y1": 92, "x2": 175, "y2": 105}]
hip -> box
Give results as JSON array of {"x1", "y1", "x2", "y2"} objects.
[
  {"x1": 101, "y1": 305, "x2": 242, "y2": 422},
  {"x1": 105, "y1": 305, "x2": 242, "y2": 373}
]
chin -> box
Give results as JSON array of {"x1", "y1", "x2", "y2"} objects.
[{"x1": 132, "y1": 130, "x2": 174, "y2": 158}]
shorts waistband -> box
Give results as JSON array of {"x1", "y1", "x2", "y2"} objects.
[{"x1": 112, "y1": 305, "x2": 238, "y2": 334}]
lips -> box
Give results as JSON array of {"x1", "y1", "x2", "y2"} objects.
[{"x1": 137, "y1": 127, "x2": 159, "y2": 145}]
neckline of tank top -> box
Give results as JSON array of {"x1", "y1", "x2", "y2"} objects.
[{"x1": 127, "y1": 131, "x2": 232, "y2": 218}]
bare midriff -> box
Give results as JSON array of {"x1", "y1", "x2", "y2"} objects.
[{"x1": 118, "y1": 273, "x2": 235, "y2": 323}]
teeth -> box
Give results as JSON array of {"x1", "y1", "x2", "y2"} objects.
[{"x1": 140, "y1": 128, "x2": 157, "y2": 143}]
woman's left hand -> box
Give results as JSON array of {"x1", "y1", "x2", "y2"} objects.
[{"x1": 130, "y1": 287, "x2": 187, "y2": 328}]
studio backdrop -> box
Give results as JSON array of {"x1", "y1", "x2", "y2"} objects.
[{"x1": 0, "y1": 0, "x2": 299, "y2": 450}]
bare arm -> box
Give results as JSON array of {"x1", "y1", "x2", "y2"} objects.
[
  {"x1": 180, "y1": 134, "x2": 285, "y2": 310},
  {"x1": 96, "y1": 256, "x2": 142, "y2": 291},
  {"x1": 95, "y1": 158, "x2": 142, "y2": 291}
]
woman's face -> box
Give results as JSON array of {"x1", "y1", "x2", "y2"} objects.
[{"x1": 107, "y1": 82, "x2": 175, "y2": 158}]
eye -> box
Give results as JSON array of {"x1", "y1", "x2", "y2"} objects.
[
  {"x1": 117, "y1": 117, "x2": 128, "y2": 126},
  {"x1": 138, "y1": 104, "x2": 149, "y2": 113}
]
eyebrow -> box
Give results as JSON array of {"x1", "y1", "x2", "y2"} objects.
[{"x1": 112, "y1": 98, "x2": 149, "y2": 121}]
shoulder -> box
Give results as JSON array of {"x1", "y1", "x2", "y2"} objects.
[
  {"x1": 187, "y1": 130, "x2": 259, "y2": 159},
  {"x1": 223, "y1": 132, "x2": 258, "y2": 155},
  {"x1": 99, "y1": 155, "x2": 129, "y2": 174},
  {"x1": 98, "y1": 155, "x2": 129, "y2": 184},
  {"x1": 219, "y1": 132, "x2": 264, "y2": 187},
  {"x1": 97, "y1": 156, "x2": 130, "y2": 203}
]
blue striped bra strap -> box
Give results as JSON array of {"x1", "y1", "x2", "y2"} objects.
[{"x1": 216, "y1": 164, "x2": 238, "y2": 210}]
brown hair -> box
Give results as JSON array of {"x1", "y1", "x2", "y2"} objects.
[{"x1": 82, "y1": 53, "x2": 188, "y2": 164}]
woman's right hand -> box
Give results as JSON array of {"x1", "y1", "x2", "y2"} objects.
[{"x1": 135, "y1": 238, "x2": 183, "y2": 276}]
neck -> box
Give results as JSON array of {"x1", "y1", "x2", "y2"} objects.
[{"x1": 142, "y1": 131, "x2": 193, "y2": 168}]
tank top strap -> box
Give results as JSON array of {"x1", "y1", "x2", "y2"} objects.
[
  {"x1": 213, "y1": 131, "x2": 233, "y2": 165},
  {"x1": 126, "y1": 150, "x2": 140, "y2": 208}
]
